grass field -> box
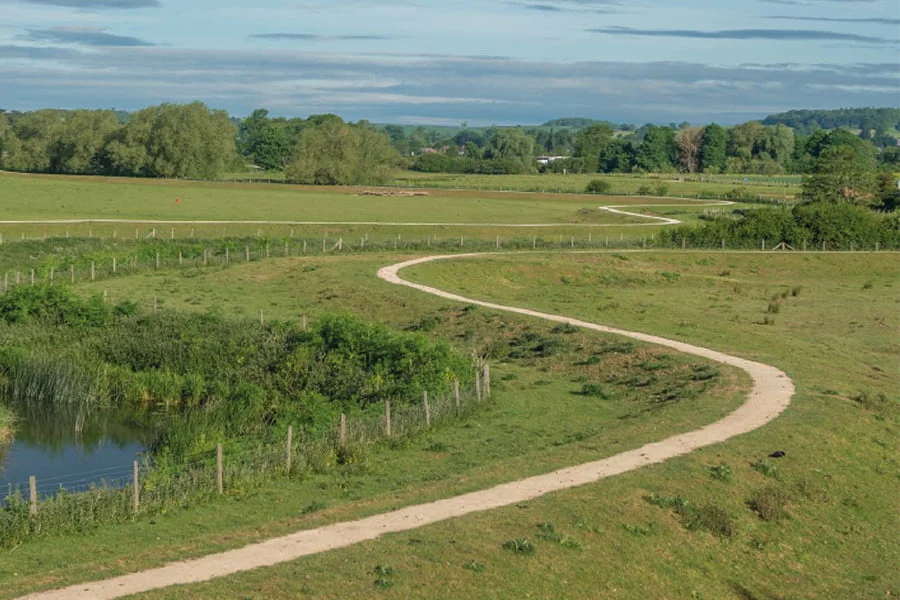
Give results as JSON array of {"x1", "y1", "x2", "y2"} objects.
[
  {"x1": 0, "y1": 252, "x2": 750, "y2": 599},
  {"x1": 101, "y1": 251, "x2": 896, "y2": 600},
  {"x1": 0, "y1": 172, "x2": 761, "y2": 244},
  {"x1": 392, "y1": 172, "x2": 801, "y2": 199},
  {"x1": 0, "y1": 169, "x2": 895, "y2": 599}
]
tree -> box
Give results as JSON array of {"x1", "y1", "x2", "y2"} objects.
[
  {"x1": 285, "y1": 118, "x2": 399, "y2": 185},
  {"x1": 874, "y1": 170, "x2": 900, "y2": 211},
  {"x1": 573, "y1": 123, "x2": 614, "y2": 171},
  {"x1": 699, "y1": 123, "x2": 727, "y2": 172},
  {"x1": 676, "y1": 126, "x2": 705, "y2": 173},
  {"x1": 598, "y1": 138, "x2": 634, "y2": 173},
  {"x1": 483, "y1": 128, "x2": 534, "y2": 170},
  {"x1": 49, "y1": 110, "x2": 120, "y2": 174},
  {"x1": 727, "y1": 121, "x2": 766, "y2": 163},
  {"x1": 237, "y1": 109, "x2": 293, "y2": 171},
  {"x1": 635, "y1": 126, "x2": 677, "y2": 172},
  {"x1": 802, "y1": 144, "x2": 876, "y2": 203}
]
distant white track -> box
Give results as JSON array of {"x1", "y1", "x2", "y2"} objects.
[{"x1": 19, "y1": 251, "x2": 793, "y2": 600}]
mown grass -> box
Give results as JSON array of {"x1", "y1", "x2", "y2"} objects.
[
  {"x1": 0, "y1": 251, "x2": 747, "y2": 598},
  {"x1": 113, "y1": 251, "x2": 897, "y2": 600},
  {"x1": 392, "y1": 171, "x2": 801, "y2": 199},
  {"x1": 0, "y1": 172, "x2": 757, "y2": 243}
]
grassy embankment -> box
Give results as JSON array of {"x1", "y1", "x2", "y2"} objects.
[
  {"x1": 119, "y1": 252, "x2": 897, "y2": 600},
  {"x1": 0, "y1": 250, "x2": 747, "y2": 598},
  {"x1": 0, "y1": 171, "x2": 757, "y2": 243}
]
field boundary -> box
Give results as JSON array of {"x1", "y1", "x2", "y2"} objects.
[{"x1": 18, "y1": 252, "x2": 794, "y2": 600}]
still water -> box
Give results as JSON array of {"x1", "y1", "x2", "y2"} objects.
[{"x1": 0, "y1": 407, "x2": 155, "y2": 498}]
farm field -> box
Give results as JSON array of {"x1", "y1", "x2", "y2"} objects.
[{"x1": 103, "y1": 251, "x2": 896, "y2": 600}]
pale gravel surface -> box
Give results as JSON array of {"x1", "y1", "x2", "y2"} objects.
[{"x1": 17, "y1": 251, "x2": 793, "y2": 600}]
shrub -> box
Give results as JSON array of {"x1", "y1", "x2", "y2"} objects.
[
  {"x1": 748, "y1": 486, "x2": 791, "y2": 521},
  {"x1": 709, "y1": 463, "x2": 734, "y2": 482},
  {"x1": 751, "y1": 460, "x2": 779, "y2": 478},
  {"x1": 681, "y1": 504, "x2": 736, "y2": 537},
  {"x1": 502, "y1": 538, "x2": 536, "y2": 555},
  {"x1": 585, "y1": 179, "x2": 613, "y2": 194},
  {"x1": 578, "y1": 383, "x2": 608, "y2": 398}
]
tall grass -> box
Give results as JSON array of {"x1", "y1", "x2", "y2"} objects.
[{"x1": 0, "y1": 382, "x2": 485, "y2": 548}]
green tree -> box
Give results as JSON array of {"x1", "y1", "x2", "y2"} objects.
[
  {"x1": 49, "y1": 110, "x2": 120, "y2": 174},
  {"x1": 802, "y1": 144, "x2": 876, "y2": 203},
  {"x1": 635, "y1": 126, "x2": 677, "y2": 172},
  {"x1": 285, "y1": 118, "x2": 399, "y2": 185},
  {"x1": 700, "y1": 123, "x2": 727, "y2": 172},
  {"x1": 573, "y1": 123, "x2": 614, "y2": 171}
]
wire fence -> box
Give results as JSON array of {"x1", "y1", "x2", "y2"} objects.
[
  {"x1": 0, "y1": 228, "x2": 894, "y2": 297},
  {"x1": 0, "y1": 368, "x2": 489, "y2": 547}
]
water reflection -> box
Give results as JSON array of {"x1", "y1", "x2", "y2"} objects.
[{"x1": 0, "y1": 402, "x2": 156, "y2": 496}]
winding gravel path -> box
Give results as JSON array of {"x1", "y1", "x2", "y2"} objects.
[{"x1": 18, "y1": 252, "x2": 793, "y2": 600}]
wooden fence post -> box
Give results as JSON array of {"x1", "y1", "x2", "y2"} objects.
[
  {"x1": 475, "y1": 369, "x2": 482, "y2": 401},
  {"x1": 29, "y1": 475, "x2": 38, "y2": 517},
  {"x1": 203, "y1": 249, "x2": 208, "y2": 266},
  {"x1": 30, "y1": 269, "x2": 35, "y2": 286},
  {"x1": 285, "y1": 426, "x2": 293, "y2": 473},
  {"x1": 483, "y1": 363, "x2": 491, "y2": 397},
  {"x1": 340, "y1": 413, "x2": 347, "y2": 447},
  {"x1": 216, "y1": 444, "x2": 223, "y2": 494},
  {"x1": 70, "y1": 265, "x2": 75, "y2": 284},
  {"x1": 266, "y1": 244, "x2": 270, "y2": 259},
  {"x1": 225, "y1": 247, "x2": 229, "y2": 263},
  {"x1": 385, "y1": 401, "x2": 392, "y2": 437},
  {"x1": 303, "y1": 240, "x2": 307, "y2": 254},
  {"x1": 49, "y1": 268, "x2": 54, "y2": 284},
  {"x1": 153, "y1": 296, "x2": 158, "y2": 314},
  {"x1": 453, "y1": 380, "x2": 461, "y2": 410},
  {"x1": 90, "y1": 262, "x2": 96, "y2": 281},
  {"x1": 424, "y1": 391, "x2": 431, "y2": 428},
  {"x1": 155, "y1": 253, "x2": 160, "y2": 269},
  {"x1": 178, "y1": 251, "x2": 183, "y2": 266},
  {"x1": 259, "y1": 309, "x2": 264, "y2": 325},
  {"x1": 245, "y1": 246, "x2": 250, "y2": 261},
  {"x1": 132, "y1": 461, "x2": 140, "y2": 513}
]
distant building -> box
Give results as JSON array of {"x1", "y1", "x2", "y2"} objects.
[{"x1": 536, "y1": 155, "x2": 568, "y2": 165}]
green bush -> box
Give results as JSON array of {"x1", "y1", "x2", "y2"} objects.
[{"x1": 585, "y1": 179, "x2": 613, "y2": 194}]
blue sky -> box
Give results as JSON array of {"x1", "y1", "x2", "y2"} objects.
[{"x1": 0, "y1": 0, "x2": 898, "y2": 124}]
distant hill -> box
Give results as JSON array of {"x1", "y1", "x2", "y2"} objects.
[
  {"x1": 541, "y1": 118, "x2": 601, "y2": 129},
  {"x1": 762, "y1": 108, "x2": 900, "y2": 136}
]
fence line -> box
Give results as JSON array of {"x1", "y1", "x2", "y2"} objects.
[
  {"x1": 0, "y1": 369, "x2": 490, "y2": 546},
  {"x1": 0, "y1": 233, "x2": 892, "y2": 296}
]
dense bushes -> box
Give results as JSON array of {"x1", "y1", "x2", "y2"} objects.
[
  {"x1": 660, "y1": 202, "x2": 900, "y2": 249},
  {"x1": 0, "y1": 290, "x2": 470, "y2": 459},
  {"x1": 412, "y1": 152, "x2": 534, "y2": 175}
]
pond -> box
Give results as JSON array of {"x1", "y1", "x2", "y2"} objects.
[{"x1": 0, "y1": 405, "x2": 156, "y2": 499}]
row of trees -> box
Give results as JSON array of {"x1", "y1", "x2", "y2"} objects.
[
  {"x1": 0, "y1": 106, "x2": 401, "y2": 184},
  {"x1": 2, "y1": 104, "x2": 898, "y2": 183},
  {"x1": 0, "y1": 104, "x2": 236, "y2": 179}
]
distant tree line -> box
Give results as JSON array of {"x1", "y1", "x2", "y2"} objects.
[
  {"x1": 0, "y1": 105, "x2": 400, "y2": 185},
  {"x1": 762, "y1": 107, "x2": 900, "y2": 139},
  {"x1": 1, "y1": 105, "x2": 898, "y2": 184}
]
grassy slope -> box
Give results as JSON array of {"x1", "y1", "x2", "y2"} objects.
[
  {"x1": 125, "y1": 252, "x2": 897, "y2": 600},
  {"x1": 0, "y1": 254, "x2": 747, "y2": 598}
]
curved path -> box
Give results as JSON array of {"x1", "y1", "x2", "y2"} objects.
[
  {"x1": 0, "y1": 198, "x2": 733, "y2": 230},
  {"x1": 19, "y1": 252, "x2": 793, "y2": 600}
]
